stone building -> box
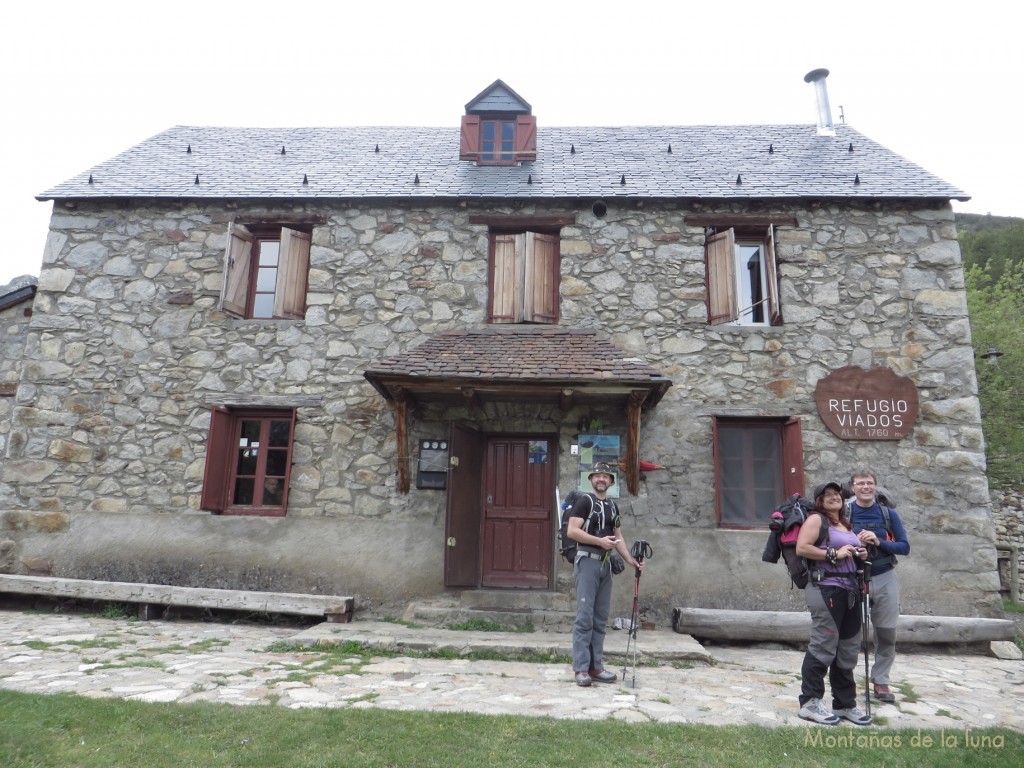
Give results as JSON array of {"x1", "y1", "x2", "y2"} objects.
[{"x1": 0, "y1": 77, "x2": 1004, "y2": 620}]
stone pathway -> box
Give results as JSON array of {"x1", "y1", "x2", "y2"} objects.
[{"x1": 1, "y1": 610, "x2": 1021, "y2": 731}]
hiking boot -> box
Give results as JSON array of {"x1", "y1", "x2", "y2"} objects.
[
  {"x1": 873, "y1": 683, "x2": 896, "y2": 703},
  {"x1": 588, "y1": 668, "x2": 617, "y2": 684},
  {"x1": 574, "y1": 671, "x2": 592, "y2": 687},
  {"x1": 833, "y1": 705, "x2": 873, "y2": 726},
  {"x1": 798, "y1": 698, "x2": 839, "y2": 725}
]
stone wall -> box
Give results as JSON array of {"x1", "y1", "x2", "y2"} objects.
[
  {"x1": 0, "y1": 276, "x2": 37, "y2": 441},
  {"x1": 0, "y1": 198, "x2": 1003, "y2": 617},
  {"x1": 992, "y1": 488, "x2": 1024, "y2": 593}
]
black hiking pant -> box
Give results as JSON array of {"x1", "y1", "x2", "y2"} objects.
[{"x1": 799, "y1": 583, "x2": 862, "y2": 710}]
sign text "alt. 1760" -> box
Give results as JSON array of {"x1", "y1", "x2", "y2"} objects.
[{"x1": 814, "y1": 367, "x2": 919, "y2": 441}]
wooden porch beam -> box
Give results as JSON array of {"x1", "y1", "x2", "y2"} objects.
[
  {"x1": 460, "y1": 387, "x2": 482, "y2": 410},
  {"x1": 559, "y1": 388, "x2": 574, "y2": 412}
]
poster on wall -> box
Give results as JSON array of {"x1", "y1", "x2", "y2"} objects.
[{"x1": 577, "y1": 434, "x2": 620, "y2": 498}]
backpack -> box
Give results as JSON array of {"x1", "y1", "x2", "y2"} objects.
[
  {"x1": 761, "y1": 494, "x2": 827, "y2": 588},
  {"x1": 847, "y1": 498, "x2": 899, "y2": 568},
  {"x1": 556, "y1": 489, "x2": 601, "y2": 563}
]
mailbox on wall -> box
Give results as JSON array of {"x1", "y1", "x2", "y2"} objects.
[{"x1": 416, "y1": 439, "x2": 449, "y2": 489}]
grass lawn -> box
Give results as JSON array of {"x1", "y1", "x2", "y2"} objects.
[{"x1": 1, "y1": 689, "x2": 1018, "y2": 768}]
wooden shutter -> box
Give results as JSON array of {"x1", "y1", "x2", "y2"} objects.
[
  {"x1": 515, "y1": 115, "x2": 537, "y2": 161},
  {"x1": 274, "y1": 228, "x2": 311, "y2": 319},
  {"x1": 490, "y1": 233, "x2": 520, "y2": 322},
  {"x1": 763, "y1": 225, "x2": 781, "y2": 325},
  {"x1": 781, "y1": 417, "x2": 804, "y2": 498},
  {"x1": 222, "y1": 224, "x2": 254, "y2": 317},
  {"x1": 706, "y1": 229, "x2": 738, "y2": 325},
  {"x1": 711, "y1": 416, "x2": 724, "y2": 523},
  {"x1": 459, "y1": 115, "x2": 481, "y2": 160},
  {"x1": 523, "y1": 231, "x2": 558, "y2": 323},
  {"x1": 200, "y1": 407, "x2": 233, "y2": 512}
]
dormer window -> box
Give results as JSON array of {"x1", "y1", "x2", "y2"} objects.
[
  {"x1": 481, "y1": 119, "x2": 516, "y2": 162},
  {"x1": 459, "y1": 80, "x2": 537, "y2": 165}
]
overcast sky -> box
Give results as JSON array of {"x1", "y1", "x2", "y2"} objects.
[{"x1": 2, "y1": 0, "x2": 1021, "y2": 287}]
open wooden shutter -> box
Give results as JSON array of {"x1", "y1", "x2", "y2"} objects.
[
  {"x1": 459, "y1": 115, "x2": 481, "y2": 160},
  {"x1": 523, "y1": 231, "x2": 558, "y2": 323},
  {"x1": 490, "y1": 233, "x2": 521, "y2": 322},
  {"x1": 706, "y1": 229, "x2": 737, "y2": 325},
  {"x1": 222, "y1": 224, "x2": 254, "y2": 317},
  {"x1": 515, "y1": 115, "x2": 537, "y2": 161},
  {"x1": 274, "y1": 227, "x2": 311, "y2": 319},
  {"x1": 763, "y1": 225, "x2": 781, "y2": 325},
  {"x1": 781, "y1": 417, "x2": 804, "y2": 498},
  {"x1": 200, "y1": 407, "x2": 233, "y2": 512}
]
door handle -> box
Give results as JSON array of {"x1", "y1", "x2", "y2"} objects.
[{"x1": 447, "y1": 537, "x2": 456, "y2": 547}]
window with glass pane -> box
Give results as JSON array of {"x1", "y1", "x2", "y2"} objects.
[
  {"x1": 229, "y1": 414, "x2": 292, "y2": 511},
  {"x1": 705, "y1": 225, "x2": 780, "y2": 326},
  {"x1": 481, "y1": 120, "x2": 515, "y2": 162},
  {"x1": 220, "y1": 224, "x2": 311, "y2": 320},
  {"x1": 200, "y1": 407, "x2": 297, "y2": 516},
  {"x1": 251, "y1": 240, "x2": 280, "y2": 319},
  {"x1": 716, "y1": 421, "x2": 783, "y2": 526}
]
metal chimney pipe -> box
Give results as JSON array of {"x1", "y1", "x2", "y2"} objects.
[{"x1": 803, "y1": 68, "x2": 835, "y2": 136}]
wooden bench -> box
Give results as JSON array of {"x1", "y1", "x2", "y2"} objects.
[{"x1": 0, "y1": 574, "x2": 354, "y2": 622}]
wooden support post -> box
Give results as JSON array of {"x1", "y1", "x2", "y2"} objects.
[
  {"x1": 393, "y1": 388, "x2": 410, "y2": 495},
  {"x1": 623, "y1": 390, "x2": 649, "y2": 496}
]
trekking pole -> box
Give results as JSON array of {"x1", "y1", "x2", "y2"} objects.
[
  {"x1": 622, "y1": 540, "x2": 653, "y2": 688},
  {"x1": 859, "y1": 561, "x2": 873, "y2": 719}
]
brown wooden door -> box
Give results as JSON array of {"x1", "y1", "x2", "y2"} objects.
[
  {"x1": 445, "y1": 423, "x2": 483, "y2": 588},
  {"x1": 481, "y1": 435, "x2": 553, "y2": 588}
]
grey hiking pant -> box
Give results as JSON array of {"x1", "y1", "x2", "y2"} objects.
[
  {"x1": 572, "y1": 552, "x2": 613, "y2": 673},
  {"x1": 866, "y1": 568, "x2": 900, "y2": 685},
  {"x1": 800, "y1": 583, "x2": 862, "y2": 710}
]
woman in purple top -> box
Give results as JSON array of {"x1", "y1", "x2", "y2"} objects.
[{"x1": 794, "y1": 481, "x2": 873, "y2": 726}]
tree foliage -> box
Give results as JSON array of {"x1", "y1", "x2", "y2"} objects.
[{"x1": 960, "y1": 216, "x2": 1024, "y2": 490}]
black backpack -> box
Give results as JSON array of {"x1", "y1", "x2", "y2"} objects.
[
  {"x1": 557, "y1": 490, "x2": 597, "y2": 563},
  {"x1": 847, "y1": 498, "x2": 899, "y2": 568},
  {"x1": 761, "y1": 494, "x2": 827, "y2": 588}
]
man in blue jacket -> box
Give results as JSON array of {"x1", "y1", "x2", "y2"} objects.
[{"x1": 848, "y1": 469, "x2": 911, "y2": 703}]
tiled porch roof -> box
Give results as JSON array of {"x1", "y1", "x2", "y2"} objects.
[{"x1": 364, "y1": 327, "x2": 671, "y2": 407}]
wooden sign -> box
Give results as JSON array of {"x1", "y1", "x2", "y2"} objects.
[{"x1": 814, "y1": 366, "x2": 919, "y2": 441}]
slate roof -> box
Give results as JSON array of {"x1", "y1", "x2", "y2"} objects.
[
  {"x1": 0, "y1": 275, "x2": 38, "y2": 312},
  {"x1": 38, "y1": 123, "x2": 968, "y2": 203},
  {"x1": 363, "y1": 328, "x2": 672, "y2": 407}
]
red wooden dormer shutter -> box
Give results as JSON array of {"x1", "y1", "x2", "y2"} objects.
[
  {"x1": 515, "y1": 115, "x2": 537, "y2": 161},
  {"x1": 460, "y1": 115, "x2": 481, "y2": 160}
]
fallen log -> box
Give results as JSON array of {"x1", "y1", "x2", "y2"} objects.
[{"x1": 672, "y1": 607, "x2": 1017, "y2": 644}]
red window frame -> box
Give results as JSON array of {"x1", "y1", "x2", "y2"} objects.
[
  {"x1": 221, "y1": 223, "x2": 312, "y2": 320},
  {"x1": 200, "y1": 407, "x2": 296, "y2": 517},
  {"x1": 712, "y1": 416, "x2": 803, "y2": 528}
]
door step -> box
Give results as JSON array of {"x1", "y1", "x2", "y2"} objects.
[{"x1": 402, "y1": 590, "x2": 575, "y2": 632}]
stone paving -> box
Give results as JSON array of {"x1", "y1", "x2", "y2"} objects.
[{"x1": 1, "y1": 609, "x2": 1021, "y2": 731}]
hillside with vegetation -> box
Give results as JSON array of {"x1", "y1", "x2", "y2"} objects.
[{"x1": 957, "y1": 213, "x2": 1024, "y2": 490}]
